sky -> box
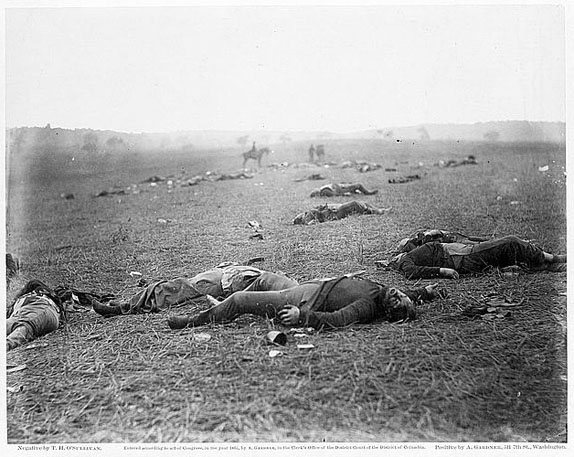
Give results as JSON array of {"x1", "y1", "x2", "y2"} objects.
[{"x1": 4, "y1": 3, "x2": 567, "y2": 133}]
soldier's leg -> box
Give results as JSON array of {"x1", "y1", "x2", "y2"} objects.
[
  {"x1": 335, "y1": 201, "x2": 366, "y2": 218},
  {"x1": 169, "y1": 291, "x2": 286, "y2": 328},
  {"x1": 320, "y1": 188, "x2": 336, "y2": 197},
  {"x1": 7, "y1": 324, "x2": 34, "y2": 351},
  {"x1": 200, "y1": 283, "x2": 319, "y2": 324},
  {"x1": 460, "y1": 236, "x2": 561, "y2": 273},
  {"x1": 348, "y1": 184, "x2": 378, "y2": 195},
  {"x1": 168, "y1": 283, "x2": 319, "y2": 329},
  {"x1": 6, "y1": 316, "x2": 16, "y2": 336},
  {"x1": 243, "y1": 272, "x2": 299, "y2": 292}
]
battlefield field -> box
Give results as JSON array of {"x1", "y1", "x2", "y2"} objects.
[{"x1": 5, "y1": 138, "x2": 567, "y2": 443}]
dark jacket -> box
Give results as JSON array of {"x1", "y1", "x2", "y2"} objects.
[{"x1": 298, "y1": 277, "x2": 433, "y2": 329}]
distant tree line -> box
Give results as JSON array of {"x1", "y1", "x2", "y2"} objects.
[
  {"x1": 5, "y1": 126, "x2": 197, "y2": 155},
  {"x1": 6, "y1": 120, "x2": 565, "y2": 156}
]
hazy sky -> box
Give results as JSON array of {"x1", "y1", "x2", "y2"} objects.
[{"x1": 5, "y1": 4, "x2": 566, "y2": 133}]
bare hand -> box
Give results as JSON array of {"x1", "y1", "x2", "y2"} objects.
[
  {"x1": 425, "y1": 282, "x2": 439, "y2": 296},
  {"x1": 278, "y1": 305, "x2": 300, "y2": 326},
  {"x1": 424, "y1": 282, "x2": 448, "y2": 299},
  {"x1": 440, "y1": 268, "x2": 459, "y2": 279}
]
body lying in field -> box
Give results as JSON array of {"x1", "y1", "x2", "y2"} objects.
[
  {"x1": 91, "y1": 263, "x2": 298, "y2": 316},
  {"x1": 167, "y1": 274, "x2": 440, "y2": 331},
  {"x1": 340, "y1": 160, "x2": 381, "y2": 173},
  {"x1": 388, "y1": 174, "x2": 421, "y2": 184},
  {"x1": 6, "y1": 280, "x2": 65, "y2": 351},
  {"x1": 389, "y1": 235, "x2": 566, "y2": 279},
  {"x1": 293, "y1": 201, "x2": 391, "y2": 225},
  {"x1": 436, "y1": 155, "x2": 478, "y2": 168},
  {"x1": 310, "y1": 183, "x2": 378, "y2": 197}
]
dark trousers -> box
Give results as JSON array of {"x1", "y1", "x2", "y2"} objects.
[{"x1": 459, "y1": 236, "x2": 547, "y2": 273}]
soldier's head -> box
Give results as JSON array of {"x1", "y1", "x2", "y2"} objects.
[
  {"x1": 293, "y1": 212, "x2": 306, "y2": 225},
  {"x1": 394, "y1": 237, "x2": 419, "y2": 254},
  {"x1": 385, "y1": 287, "x2": 416, "y2": 322},
  {"x1": 293, "y1": 211, "x2": 319, "y2": 225},
  {"x1": 422, "y1": 229, "x2": 445, "y2": 244}
]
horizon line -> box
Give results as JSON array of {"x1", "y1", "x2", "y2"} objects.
[{"x1": 5, "y1": 119, "x2": 566, "y2": 136}]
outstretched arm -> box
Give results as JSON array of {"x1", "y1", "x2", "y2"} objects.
[
  {"x1": 398, "y1": 254, "x2": 442, "y2": 279},
  {"x1": 403, "y1": 283, "x2": 444, "y2": 303},
  {"x1": 397, "y1": 245, "x2": 459, "y2": 279}
]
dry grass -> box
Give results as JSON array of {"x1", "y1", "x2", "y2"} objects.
[{"x1": 5, "y1": 139, "x2": 567, "y2": 443}]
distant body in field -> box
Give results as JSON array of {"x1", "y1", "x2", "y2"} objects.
[
  {"x1": 437, "y1": 155, "x2": 478, "y2": 168},
  {"x1": 310, "y1": 183, "x2": 378, "y2": 198},
  {"x1": 293, "y1": 201, "x2": 391, "y2": 225}
]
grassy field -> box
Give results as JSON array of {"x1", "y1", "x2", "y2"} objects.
[{"x1": 5, "y1": 138, "x2": 567, "y2": 443}]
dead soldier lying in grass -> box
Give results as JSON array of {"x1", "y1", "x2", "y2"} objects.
[
  {"x1": 387, "y1": 234, "x2": 566, "y2": 280},
  {"x1": 167, "y1": 273, "x2": 441, "y2": 330},
  {"x1": 91, "y1": 262, "x2": 297, "y2": 316},
  {"x1": 309, "y1": 182, "x2": 378, "y2": 198},
  {"x1": 293, "y1": 200, "x2": 391, "y2": 225}
]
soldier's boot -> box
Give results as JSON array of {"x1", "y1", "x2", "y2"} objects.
[{"x1": 92, "y1": 299, "x2": 122, "y2": 316}]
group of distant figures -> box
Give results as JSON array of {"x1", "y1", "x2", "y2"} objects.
[
  {"x1": 308, "y1": 144, "x2": 325, "y2": 163},
  {"x1": 242, "y1": 142, "x2": 326, "y2": 169},
  {"x1": 241, "y1": 141, "x2": 478, "y2": 173}
]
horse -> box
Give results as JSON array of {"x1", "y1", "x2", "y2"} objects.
[{"x1": 242, "y1": 147, "x2": 272, "y2": 168}]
